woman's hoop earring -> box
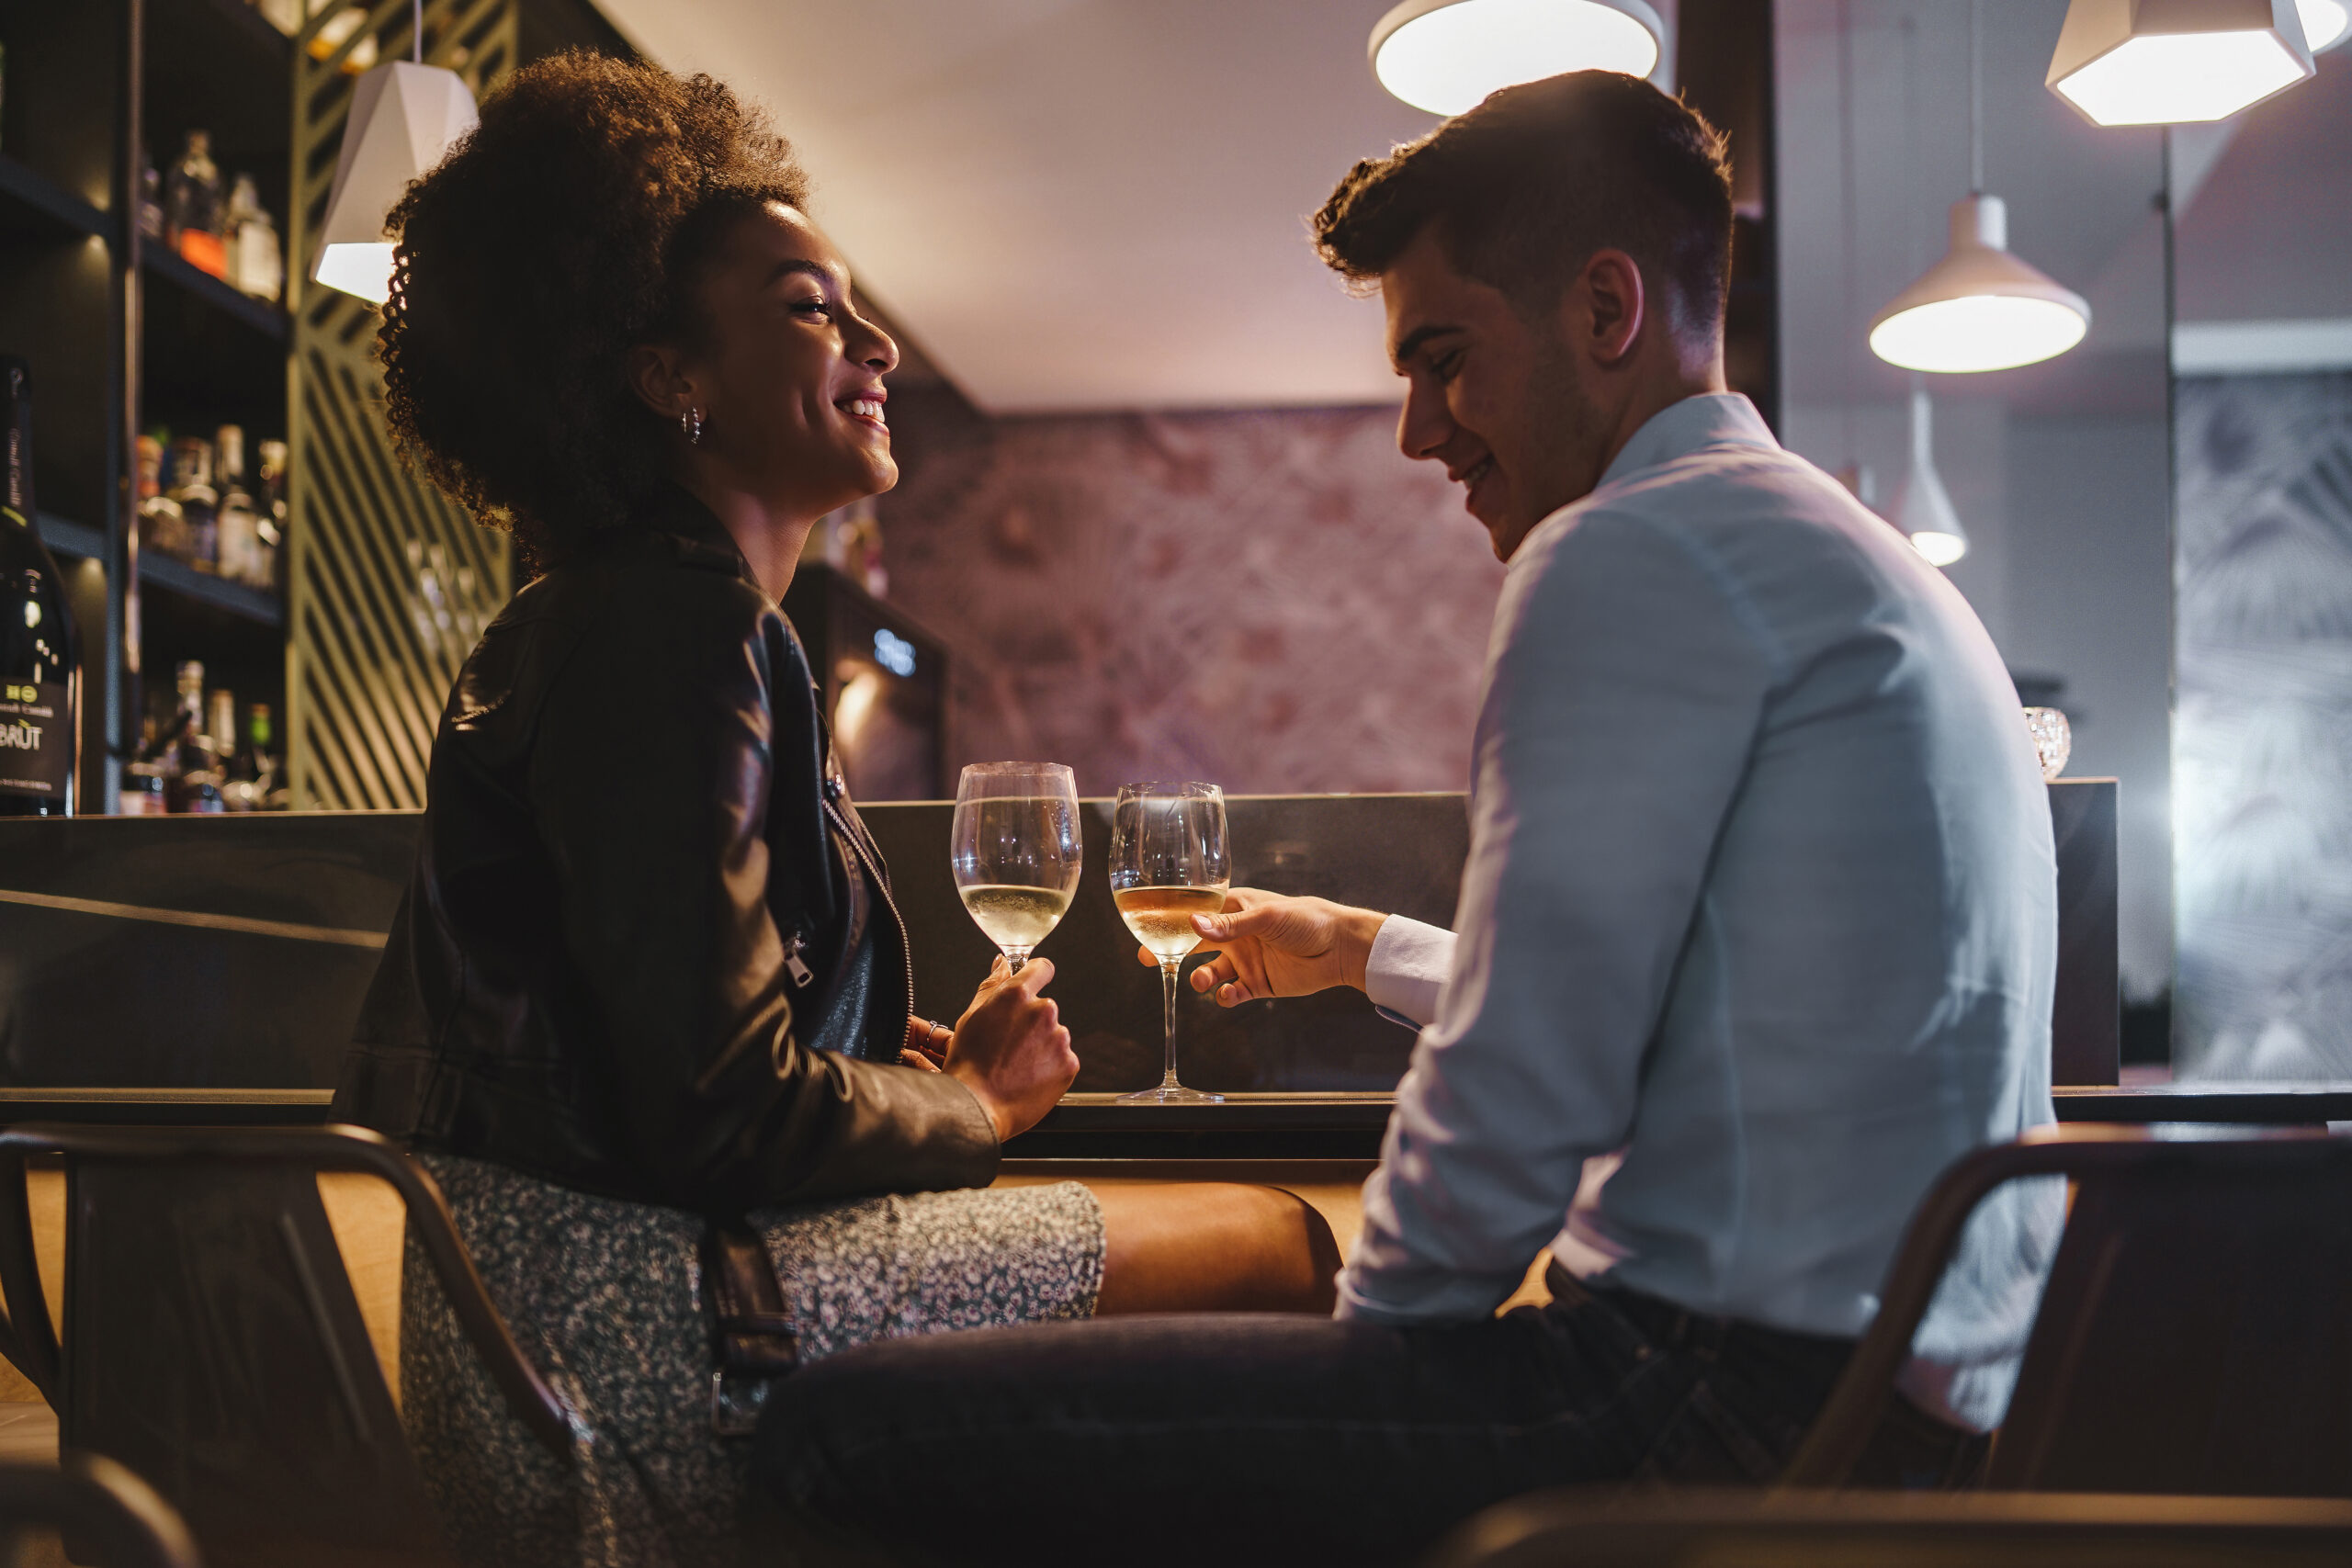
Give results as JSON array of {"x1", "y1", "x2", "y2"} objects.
[{"x1": 681, "y1": 408, "x2": 704, "y2": 445}]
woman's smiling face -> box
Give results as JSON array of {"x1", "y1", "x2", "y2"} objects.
[{"x1": 680, "y1": 201, "x2": 900, "y2": 519}]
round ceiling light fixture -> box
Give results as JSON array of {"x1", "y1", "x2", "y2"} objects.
[
  {"x1": 1873, "y1": 3, "x2": 2088, "y2": 375},
  {"x1": 2047, "y1": 0, "x2": 2317, "y2": 127},
  {"x1": 1870, "y1": 195, "x2": 2091, "y2": 373},
  {"x1": 2296, "y1": 0, "x2": 2352, "y2": 51},
  {"x1": 1368, "y1": 0, "x2": 1665, "y2": 116}
]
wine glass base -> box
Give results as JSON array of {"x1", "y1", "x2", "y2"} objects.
[{"x1": 1114, "y1": 1085, "x2": 1226, "y2": 1104}]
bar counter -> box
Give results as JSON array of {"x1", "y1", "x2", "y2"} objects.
[{"x1": 3, "y1": 783, "x2": 2317, "y2": 1163}]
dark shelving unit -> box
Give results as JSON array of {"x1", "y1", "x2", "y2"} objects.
[
  {"x1": 0, "y1": 155, "x2": 108, "y2": 241},
  {"x1": 0, "y1": 0, "x2": 294, "y2": 807},
  {"x1": 143, "y1": 245, "x2": 288, "y2": 342}
]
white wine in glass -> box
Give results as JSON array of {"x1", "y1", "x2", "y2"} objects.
[
  {"x1": 1109, "y1": 782, "x2": 1229, "y2": 1104},
  {"x1": 951, "y1": 763, "x2": 1082, "y2": 972}
]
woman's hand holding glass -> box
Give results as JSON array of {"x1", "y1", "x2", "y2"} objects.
[{"x1": 939, "y1": 954, "x2": 1078, "y2": 1143}]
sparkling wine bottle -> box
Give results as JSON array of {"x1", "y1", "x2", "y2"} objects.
[{"x1": 0, "y1": 357, "x2": 78, "y2": 816}]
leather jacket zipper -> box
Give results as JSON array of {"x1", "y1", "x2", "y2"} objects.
[
  {"x1": 821, "y1": 785, "x2": 918, "y2": 1042},
  {"x1": 780, "y1": 931, "x2": 814, "y2": 987}
]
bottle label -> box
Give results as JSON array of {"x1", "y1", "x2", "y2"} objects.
[{"x1": 0, "y1": 681, "x2": 72, "y2": 801}]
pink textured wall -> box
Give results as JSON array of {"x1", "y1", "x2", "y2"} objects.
[{"x1": 879, "y1": 400, "x2": 1507, "y2": 798}]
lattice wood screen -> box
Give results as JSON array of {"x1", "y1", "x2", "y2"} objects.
[{"x1": 287, "y1": 0, "x2": 517, "y2": 809}]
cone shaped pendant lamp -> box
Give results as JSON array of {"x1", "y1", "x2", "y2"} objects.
[
  {"x1": 311, "y1": 2, "x2": 478, "y2": 305},
  {"x1": 1871, "y1": 1, "x2": 2089, "y2": 375},
  {"x1": 2047, "y1": 0, "x2": 2315, "y2": 127},
  {"x1": 2301, "y1": 0, "x2": 2352, "y2": 51},
  {"x1": 1871, "y1": 195, "x2": 2091, "y2": 372},
  {"x1": 1896, "y1": 387, "x2": 1968, "y2": 567},
  {"x1": 1368, "y1": 0, "x2": 1665, "y2": 115}
]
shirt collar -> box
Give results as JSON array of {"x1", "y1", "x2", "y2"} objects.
[{"x1": 1596, "y1": 392, "x2": 1779, "y2": 491}]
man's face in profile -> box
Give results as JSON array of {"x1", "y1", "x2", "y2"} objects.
[{"x1": 1382, "y1": 229, "x2": 1603, "y2": 562}]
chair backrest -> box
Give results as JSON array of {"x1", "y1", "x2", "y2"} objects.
[
  {"x1": 1782, "y1": 1125, "x2": 2352, "y2": 1496},
  {"x1": 1426, "y1": 1487, "x2": 2352, "y2": 1568},
  {"x1": 0, "y1": 1452, "x2": 202, "y2": 1568},
  {"x1": 0, "y1": 1123, "x2": 572, "y2": 1567}
]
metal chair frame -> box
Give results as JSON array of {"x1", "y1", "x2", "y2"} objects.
[
  {"x1": 1429, "y1": 1486, "x2": 2352, "y2": 1568},
  {"x1": 0, "y1": 1452, "x2": 203, "y2": 1568},
  {"x1": 1781, "y1": 1122, "x2": 2352, "y2": 1491},
  {"x1": 0, "y1": 1122, "x2": 572, "y2": 1458}
]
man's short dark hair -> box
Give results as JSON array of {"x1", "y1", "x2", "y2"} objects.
[{"x1": 1312, "y1": 71, "x2": 1734, "y2": 339}]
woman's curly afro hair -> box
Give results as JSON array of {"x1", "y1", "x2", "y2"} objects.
[{"x1": 379, "y1": 51, "x2": 808, "y2": 569}]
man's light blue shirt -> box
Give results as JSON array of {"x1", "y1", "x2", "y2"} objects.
[{"x1": 1340, "y1": 393, "x2": 2061, "y2": 1433}]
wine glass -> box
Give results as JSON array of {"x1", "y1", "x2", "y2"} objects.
[
  {"x1": 2023, "y1": 706, "x2": 2072, "y2": 781},
  {"x1": 950, "y1": 762, "x2": 1083, "y2": 973},
  {"x1": 1109, "y1": 781, "x2": 1229, "y2": 1104}
]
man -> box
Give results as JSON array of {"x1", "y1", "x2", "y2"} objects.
[{"x1": 753, "y1": 71, "x2": 2057, "y2": 1563}]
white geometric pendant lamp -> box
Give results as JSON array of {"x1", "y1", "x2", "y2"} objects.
[
  {"x1": 312, "y1": 60, "x2": 479, "y2": 304},
  {"x1": 2047, "y1": 0, "x2": 2316, "y2": 126},
  {"x1": 1896, "y1": 387, "x2": 1969, "y2": 568},
  {"x1": 1369, "y1": 0, "x2": 1666, "y2": 115},
  {"x1": 1872, "y1": 0, "x2": 2089, "y2": 374}
]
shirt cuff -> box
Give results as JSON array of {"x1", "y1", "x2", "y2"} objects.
[{"x1": 1363, "y1": 915, "x2": 1456, "y2": 1030}]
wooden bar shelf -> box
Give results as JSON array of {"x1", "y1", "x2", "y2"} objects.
[
  {"x1": 39, "y1": 514, "x2": 284, "y2": 628},
  {"x1": 0, "y1": 155, "x2": 109, "y2": 243},
  {"x1": 141, "y1": 245, "x2": 289, "y2": 343},
  {"x1": 137, "y1": 549, "x2": 285, "y2": 627}
]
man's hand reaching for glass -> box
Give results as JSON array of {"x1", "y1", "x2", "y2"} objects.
[{"x1": 1136, "y1": 887, "x2": 1389, "y2": 1007}]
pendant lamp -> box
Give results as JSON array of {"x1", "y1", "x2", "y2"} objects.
[
  {"x1": 1871, "y1": 195, "x2": 2091, "y2": 372},
  {"x1": 1369, "y1": 0, "x2": 1665, "y2": 116},
  {"x1": 2047, "y1": 0, "x2": 2315, "y2": 126},
  {"x1": 2301, "y1": 0, "x2": 2352, "y2": 51},
  {"x1": 1871, "y1": 1, "x2": 2089, "y2": 374},
  {"x1": 1895, "y1": 388, "x2": 1968, "y2": 568},
  {"x1": 311, "y1": 2, "x2": 479, "y2": 305}
]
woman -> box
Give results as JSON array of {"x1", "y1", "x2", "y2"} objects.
[{"x1": 334, "y1": 51, "x2": 1339, "y2": 1566}]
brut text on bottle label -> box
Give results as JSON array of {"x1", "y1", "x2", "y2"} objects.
[{"x1": 0, "y1": 681, "x2": 69, "y2": 798}]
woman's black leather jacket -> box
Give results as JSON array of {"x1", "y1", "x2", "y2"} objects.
[{"x1": 333, "y1": 488, "x2": 998, "y2": 1211}]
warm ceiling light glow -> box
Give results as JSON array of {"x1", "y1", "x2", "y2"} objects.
[
  {"x1": 1894, "y1": 389, "x2": 1969, "y2": 568},
  {"x1": 1870, "y1": 196, "x2": 2090, "y2": 374},
  {"x1": 313, "y1": 242, "x2": 397, "y2": 305},
  {"x1": 311, "y1": 61, "x2": 479, "y2": 305},
  {"x1": 2055, "y1": 29, "x2": 2306, "y2": 122},
  {"x1": 2296, "y1": 0, "x2": 2351, "y2": 50},
  {"x1": 2048, "y1": 0, "x2": 2315, "y2": 127},
  {"x1": 1910, "y1": 530, "x2": 1970, "y2": 567},
  {"x1": 1368, "y1": 0, "x2": 1663, "y2": 116}
]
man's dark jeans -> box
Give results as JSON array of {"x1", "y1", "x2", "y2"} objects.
[{"x1": 750, "y1": 1268, "x2": 1984, "y2": 1567}]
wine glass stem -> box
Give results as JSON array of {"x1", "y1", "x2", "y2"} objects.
[
  {"x1": 1003, "y1": 948, "x2": 1031, "y2": 974},
  {"x1": 1159, "y1": 959, "x2": 1183, "y2": 1090}
]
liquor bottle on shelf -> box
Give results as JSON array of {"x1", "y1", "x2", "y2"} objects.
[
  {"x1": 119, "y1": 707, "x2": 166, "y2": 818},
  {"x1": 165, "y1": 130, "x2": 226, "y2": 278},
  {"x1": 160, "y1": 660, "x2": 223, "y2": 814},
  {"x1": 216, "y1": 425, "x2": 262, "y2": 586},
  {"x1": 223, "y1": 175, "x2": 284, "y2": 305},
  {"x1": 222, "y1": 700, "x2": 281, "y2": 811},
  {"x1": 138, "y1": 153, "x2": 167, "y2": 242},
  {"x1": 207, "y1": 690, "x2": 236, "y2": 767},
  {"x1": 251, "y1": 703, "x2": 284, "y2": 809},
  {"x1": 134, "y1": 433, "x2": 190, "y2": 560},
  {"x1": 255, "y1": 438, "x2": 287, "y2": 592},
  {"x1": 0, "y1": 357, "x2": 78, "y2": 816},
  {"x1": 167, "y1": 436, "x2": 219, "y2": 570}
]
